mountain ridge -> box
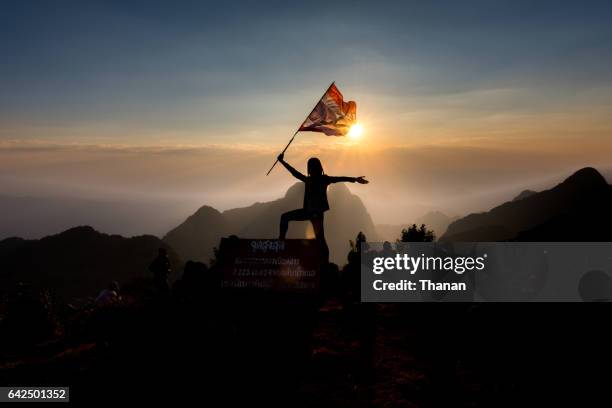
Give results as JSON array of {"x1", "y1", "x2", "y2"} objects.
[
  {"x1": 0, "y1": 226, "x2": 179, "y2": 301},
  {"x1": 163, "y1": 182, "x2": 379, "y2": 264},
  {"x1": 441, "y1": 167, "x2": 612, "y2": 242}
]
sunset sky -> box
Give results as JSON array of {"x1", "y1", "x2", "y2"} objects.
[{"x1": 2, "y1": 0, "x2": 612, "y2": 233}]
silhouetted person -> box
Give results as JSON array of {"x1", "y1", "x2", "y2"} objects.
[
  {"x1": 340, "y1": 232, "x2": 376, "y2": 383},
  {"x1": 149, "y1": 248, "x2": 171, "y2": 292},
  {"x1": 96, "y1": 281, "x2": 121, "y2": 307},
  {"x1": 344, "y1": 231, "x2": 369, "y2": 301},
  {"x1": 182, "y1": 260, "x2": 196, "y2": 283},
  {"x1": 174, "y1": 260, "x2": 211, "y2": 301},
  {"x1": 277, "y1": 153, "x2": 368, "y2": 264},
  {"x1": 348, "y1": 231, "x2": 369, "y2": 264}
]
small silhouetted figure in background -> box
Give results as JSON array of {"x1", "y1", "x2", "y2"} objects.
[
  {"x1": 149, "y1": 248, "x2": 171, "y2": 292},
  {"x1": 347, "y1": 231, "x2": 369, "y2": 268},
  {"x1": 340, "y1": 232, "x2": 376, "y2": 384},
  {"x1": 277, "y1": 153, "x2": 368, "y2": 264},
  {"x1": 95, "y1": 281, "x2": 121, "y2": 307},
  {"x1": 173, "y1": 260, "x2": 212, "y2": 301},
  {"x1": 343, "y1": 231, "x2": 369, "y2": 302}
]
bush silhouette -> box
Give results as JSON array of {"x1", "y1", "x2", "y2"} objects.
[{"x1": 399, "y1": 224, "x2": 435, "y2": 242}]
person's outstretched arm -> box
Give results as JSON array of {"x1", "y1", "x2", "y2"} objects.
[
  {"x1": 278, "y1": 153, "x2": 306, "y2": 181},
  {"x1": 328, "y1": 175, "x2": 369, "y2": 184}
]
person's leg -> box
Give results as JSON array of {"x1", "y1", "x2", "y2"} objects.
[
  {"x1": 279, "y1": 209, "x2": 309, "y2": 239},
  {"x1": 311, "y1": 214, "x2": 329, "y2": 264}
]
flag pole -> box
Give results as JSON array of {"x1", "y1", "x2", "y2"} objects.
[
  {"x1": 265, "y1": 130, "x2": 299, "y2": 176},
  {"x1": 266, "y1": 81, "x2": 336, "y2": 176}
]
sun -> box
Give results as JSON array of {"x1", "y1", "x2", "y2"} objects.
[{"x1": 348, "y1": 123, "x2": 364, "y2": 139}]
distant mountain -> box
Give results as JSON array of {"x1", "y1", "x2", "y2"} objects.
[
  {"x1": 163, "y1": 183, "x2": 379, "y2": 265},
  {"x1": 416, "y1": 211, "x2": 460, "y2": 237},
  {"x1": 0, "y1": 226, "x2": 179, "y2": 301},
  {"x1": 512, "y1": 190, "x2": 537, "y2": 201},
  {"x1": 377, "y1": 211, "x2": 459, "y2": 242},
  {"x1": 441, "y1": 167, "x2": 612, "y2": 242},
  {"x1": 162, "y1": 205, "x2": 228, "y2": 264}
]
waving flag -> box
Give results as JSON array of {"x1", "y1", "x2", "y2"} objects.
[
  {"x1": 299, "y1": 83, "x2": 357, "y2": 136},
  {"x1": 266, "y1": 82, "x2": 358, "y2": 175}
]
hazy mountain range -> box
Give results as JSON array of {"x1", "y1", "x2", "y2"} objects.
[
  {"x1": 1, "y1": 166, "x2": 611, "y2": 301},
  {"x1": 0, "y1": 226, "x2": 179, "y2": 301},
  {"x1": 441, "y1": 167, "x2": 612, "y2": 241}
]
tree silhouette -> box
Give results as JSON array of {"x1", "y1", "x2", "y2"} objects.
[{"x1": 399, "y1": 224, "x2": 435, "y2": 242}]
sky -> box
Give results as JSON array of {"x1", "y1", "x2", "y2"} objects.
[{"x1": 1, "y1": 0, "x2": 612, "y2": 232}]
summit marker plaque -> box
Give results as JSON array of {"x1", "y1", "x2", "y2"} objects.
[{"x1": 218, "y1": 238, "x2": 321, "y2": 293}]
